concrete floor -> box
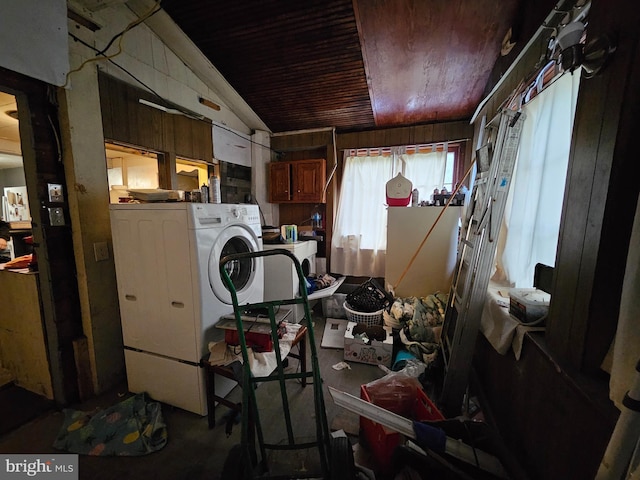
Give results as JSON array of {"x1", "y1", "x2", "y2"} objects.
[{"x1": 0, "y1": 314, "x2": 389, "y2": 480}]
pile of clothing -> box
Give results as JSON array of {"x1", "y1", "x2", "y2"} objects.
[
  {"x1": 304, "y1": 273, "x2": 338, "y2": 294},
  {"x1": 383, "y1": 292, "x2": 448, "y2": 365}
]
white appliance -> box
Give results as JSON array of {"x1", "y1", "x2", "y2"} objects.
[
  {"x1": 263, "y1": 241, "x2": 317, "y2": 322},
  {"x1": 109, "y1": 202, "x2": 263, "y2": 415},
  {"x1": 385, "y1": 206, "x2": 460, "y2": 298}
]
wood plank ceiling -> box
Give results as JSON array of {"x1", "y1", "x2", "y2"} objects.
[{"x1": 162, "y1": 0, "x2": 528, "y2": 134}]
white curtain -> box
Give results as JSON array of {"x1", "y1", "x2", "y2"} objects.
[
  {"x1": 496, "y1": 72, "x2": 581, "y2": 287},
  {"x1": 331, "y1": 148, "x2": 448, "y2": 277},
  {"x1": 403, "y1": 149, "x2": 448, "y2": 201},
  {"x1": 331, "y1": 154, "x2": 394, "y2": 277}
]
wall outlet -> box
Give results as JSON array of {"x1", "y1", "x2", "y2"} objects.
[
  {"x1": 48, "y1": 207, "x2": 65, "y2": 226},
  {"x1": 93, "y1": 242, "x2": 109, "y2": 262}
]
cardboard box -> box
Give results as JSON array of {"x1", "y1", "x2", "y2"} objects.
[
  {"x1": 360, "y1": 383, "x2": 444, "y2": 473},
  {"x1": 509, "y1": 288, "x2": 550, "y2": 324},
  {"x1": 343, "y1": 322, "x2": 393, "y2": 366}
]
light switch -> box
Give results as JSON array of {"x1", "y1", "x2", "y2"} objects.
[
  {"x1": 48, "y1": 207, "x2": 65, "y2": 226},
  {"x1": 93, "y1": 242, "x2": 109, "y2": 262},
  {"x1": 47, "y1": 183, "x2": 64, "y2": 203}
]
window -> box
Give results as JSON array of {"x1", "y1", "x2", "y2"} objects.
[
  {"x1": 105, "y1": 143, "x2": 159, "y2": 203},
  {"x1": 176, "y1": 157, "x2": 210, "y2": 192},
  {"x1": 493, "y1": 71, "x2": 581, "y2": 287},
  {"x1": 331, "y1": 143, "x2": 460, "y2": 277}
]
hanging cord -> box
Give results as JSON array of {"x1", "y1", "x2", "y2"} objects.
[
  {"x1": 392, "y1": 158, "x2": 476, "y2": 292},
  {"x1": 96, "y1": 1, "x2": 161, "y2": 56},
  {"x1": 63, "y1": 2, "x2": 161, "y2": 88},
  {"x1": 47, "y1": 115, "x2": 62, "y2": 163}
]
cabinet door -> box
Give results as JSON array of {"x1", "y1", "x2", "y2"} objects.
[
  {"x1": 293, "y1": 159, "x2": 326, "y2": 203},
  {"x1": 111, "y1": 208, "x2": 197, "y2": 360},
  {"x1": 269, "y1": 162, "x2": 292, "y2": 202}
]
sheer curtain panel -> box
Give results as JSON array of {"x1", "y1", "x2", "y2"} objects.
[
  {"x1": 496, "y1": 71, "x2": 581, "y2": 287},
  {"x1": 331, "y1": 153, "x2": 393, "y2": 277},
  {"x1": 402, "y1": 149, "x2": 448, "y2": 201}
]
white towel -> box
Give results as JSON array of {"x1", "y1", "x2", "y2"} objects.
[{"x1": 480, "y1": 283, "x2": 544, "y2": 360}]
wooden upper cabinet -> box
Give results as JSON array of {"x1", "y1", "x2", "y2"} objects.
[
  {"x1": 269, "y1": 159, "x2": 326, "y2": 203},
  {"x1": 269, "y1": 162, "x2": 292, "y2": 203},
  {"x1": 294, "y1": 159, "x2": 326, "y2": 202}
]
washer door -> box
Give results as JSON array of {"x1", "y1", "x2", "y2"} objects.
[{"x1": 209, "y1": 225, "x2": 261, "y2": 305}]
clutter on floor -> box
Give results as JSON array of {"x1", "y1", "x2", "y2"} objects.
[
  {"x1": 384, "y1": 293, "x2": 447, "y2": 367},
  {"x1": 0, "y1": 306, "x2": 521, "y2": 480},
  {"x1": 344, "y1": 322, "x2": 394, "y2": 367},
  {"x1": 359, "y1": 365, "x2": 443, "y2": 475},
  {"x1": 322, "y1": 318, "x2": 349, "y2": 348},
  {"x1": 316, "y1": 276, "x2": 518, "y2": 479},
  {"x1": 53, "y1": 392, "x2": 167, "y2": 456}
]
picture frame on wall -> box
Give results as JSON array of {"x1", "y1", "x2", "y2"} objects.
[{"x1": 4, "y1": 186, "x2": 30, "y2": 222}]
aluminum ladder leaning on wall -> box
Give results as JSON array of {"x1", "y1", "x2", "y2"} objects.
[{"x1": 438, "y1": 108, "x2": 525, "y2": 417}]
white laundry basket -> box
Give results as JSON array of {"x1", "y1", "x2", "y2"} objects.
[{"x1": 343, "y1": 302, "x2": 384, "y2": 327}]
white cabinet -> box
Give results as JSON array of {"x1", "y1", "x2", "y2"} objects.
[
  {"x1": 385, "y1": 207, "x2": 460, "y2": 298},
  {"x1": 110, "y1": 207, "x2": 198, "y2": 362},
  {"x1": 110, "y1": 205, "x2": 209, "y2": 415}
]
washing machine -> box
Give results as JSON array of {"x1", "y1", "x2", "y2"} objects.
[
  {"x1": 198, "y1": 203, "x2": 264, "y2": 310},
  {"x1": 110, "y1": 202, "x2": 263, "y2": 415},
  {"x1": 262, "y1": 240, "x2": 317, "y2": 322}
]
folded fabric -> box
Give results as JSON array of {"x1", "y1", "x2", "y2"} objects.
[
  {"x1": 480, "y1": 284, "x2": 545, "y2": 360},
  {"x1": 53, "y1": 393, "x2": 167, "y2": 456}
]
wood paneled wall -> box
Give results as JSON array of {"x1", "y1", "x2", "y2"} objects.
[
  {"x1": 98, "y1": 73, "x2": 213, "y2": 166},
  {"x1": 474, "y1": 334, "x2": 617, "y2": 480},
  {"x1": 548, "y1": 0, "x2": 640, "y2": 373},
  {"x1": 336, "y1": 121, "x2": 473, "y2": 150}
]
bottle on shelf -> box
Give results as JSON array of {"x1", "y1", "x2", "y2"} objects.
[
  {"x1": 200, "y1": 183, "x2": 209, "y2": 203},
  {"x1": 311, "y1": 207, "x2": 322, "y2": 230},
  {"x1": 208, "y1": 173, "x2": 221, "y2": 203}
]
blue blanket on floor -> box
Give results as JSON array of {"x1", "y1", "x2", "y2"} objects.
[{"x1": 53, "y1": 393, "x2": 167, "y2": 456}]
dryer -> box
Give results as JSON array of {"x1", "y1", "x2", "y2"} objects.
[
  {"x1": 262, "y1": 241, "x2": 317, "y2": 322},
  {"x1": 110, "y1": 202, "x2": 263, "y2": 415}
]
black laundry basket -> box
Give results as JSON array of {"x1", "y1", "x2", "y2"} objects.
[{"x1": 219, "y1": 248, "x2": 355, "y2": 480}]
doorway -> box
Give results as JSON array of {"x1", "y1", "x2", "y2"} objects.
[
  {"x1": 0, "y1": 90, "x2": 54, "y2": 435},
  {"x1": 0, "y1": 66, "x2": 84, "y2": 435}
]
